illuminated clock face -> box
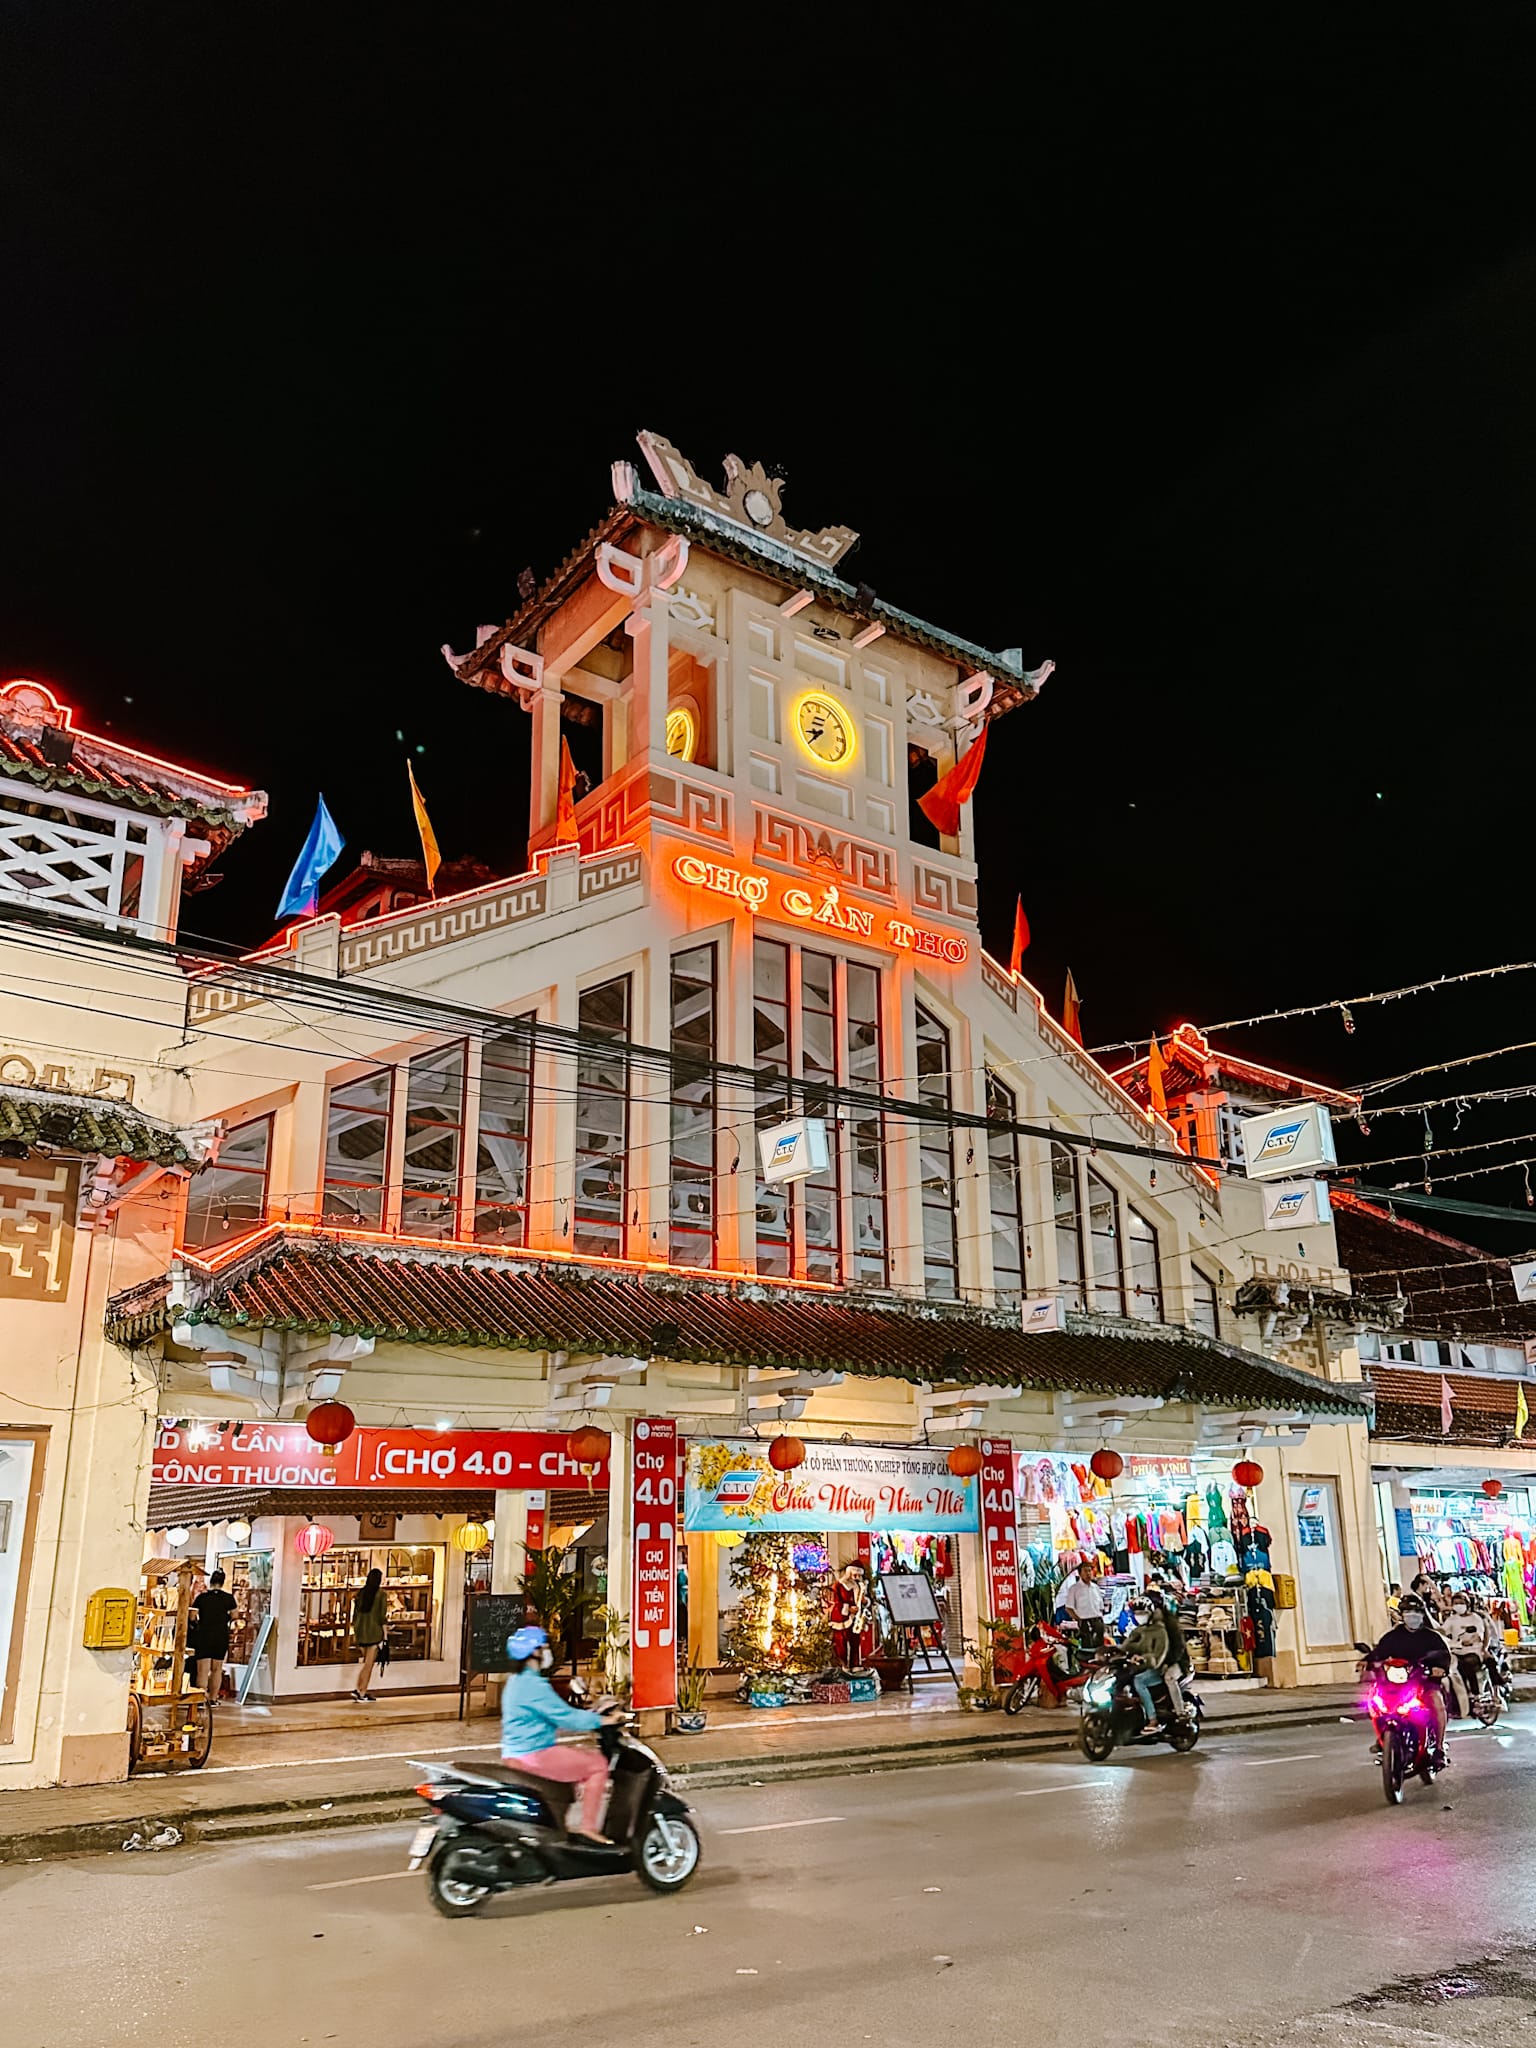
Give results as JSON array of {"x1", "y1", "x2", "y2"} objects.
[
  {"x1": 665, "y1": 705, "x2": 697, "y2": 762},
  {"x1": 794, "y1": 691, "x2": 855, "y2": 767}
]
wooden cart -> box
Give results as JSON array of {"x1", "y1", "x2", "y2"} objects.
[{"x1": 127, "y1": 1558, "x2": 214, "y2": 1773}]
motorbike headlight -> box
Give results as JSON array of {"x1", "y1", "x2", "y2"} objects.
[{"x1": 1084, "y1": 1675, "x2": 1115, "y2": 1707}]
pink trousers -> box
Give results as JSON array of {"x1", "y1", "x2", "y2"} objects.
[{"x1": 505, "y1": 1745, "x2": 607, "y2": 1833}]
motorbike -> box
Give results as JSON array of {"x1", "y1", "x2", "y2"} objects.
[
  {"x1": 1357, "y1": 1644, "x2": 1445, "y2": 1805},
  {"x1": 1003, "y1": 1621, "x2": 1095, "y2": 1715},
  {"x1": 1077, "y1": 1653, "x2": 1203, "y2": 1759},
  {"x1": 408, "y1": 1708, "x2": 700, "y2": 1918},
  {"x1": 1451, "y1": 1651, "x2": 1504, "y2": 1728}
]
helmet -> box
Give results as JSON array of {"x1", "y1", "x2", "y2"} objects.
[
  {"x1": 507, "y1": 1624, "x2": 550, "y2": 1662},
  {"x1": 1397, "y1": 1593, "x2": 1427, "y2": 1618}
]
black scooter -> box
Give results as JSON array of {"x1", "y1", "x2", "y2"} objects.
[
  {"x1": 1077, "y1": 1653, "x2": 1203, "y2": 1760},
  {"x1": 408, "y1": 1712, "x2": 700, "y2": 1918}
]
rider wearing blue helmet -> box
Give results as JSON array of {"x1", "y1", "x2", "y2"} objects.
[{"x1": 500, "y1": 1625, "x2": 616, "y2": 1843}]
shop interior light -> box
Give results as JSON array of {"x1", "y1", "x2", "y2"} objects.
[
  {"x1": 435, "y1": 1418, "x2": 452, "y2": 1433},
  {"x1": 225, "y1": 1519, "x2": 252, "y2": 1546}
]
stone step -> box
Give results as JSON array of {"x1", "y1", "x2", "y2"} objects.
[{"x1": 193, "y1": 1797, "x2": 419, "y2": 1846}]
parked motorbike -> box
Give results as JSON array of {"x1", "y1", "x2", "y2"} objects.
[
  {"x1": 1077, "y1": 1654, "x2": 1203, "y2": 1759},
  {"x1": 408, "y1": 1710, "x2": 700, "y2": 1918},
  {"x1": 1452, "y1": 1652, "x2": 1504, "y2": 1728},
  {"x1": 1357, "y1": 1643, "x2": 1445, "y2": 1805},
  {"x1": 1004, "y1": 1621, "x2": 1094, "y2": 1715}
]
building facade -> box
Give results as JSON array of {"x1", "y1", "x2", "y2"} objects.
[{"x1": 2, "y1": 441, "x2": 1387, "y2": 1785}]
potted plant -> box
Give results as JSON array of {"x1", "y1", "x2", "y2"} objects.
[
  {"x1": 592, "y1": 1605, "x2": 630, "y2": 1700},
  {"x1": 518, "y1": 1543, "x2": 595, "y2": 1688},
  {"x1": 671, "y1": 1649, "x2": 709, "y2": 1733},
  {"x1": 958, "y1": 1620, "x2": 1008, "y2": 1710}
]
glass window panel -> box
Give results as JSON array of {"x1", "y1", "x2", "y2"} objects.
[
  {"x1": 915, "y1": 1003, "x2": 958, "y2": 1299},
  {"x1": 401, "y1": 1041, "x2": 467, "y2": 1240},
  {"x1": 1051, "y1": 1144, "x2": 1085, "y2": 1312},
  {"x1": 1125, "y1": 1206, "x2": 1163, "y2": 1323},
  {"x1": 670, "y1": 944, "x2": 717, "y2": 1269},
  {"x1": 184, "y1": 1115, "x2": 271, "y2": 1249},
  {"x1": 1085, "y1": 1169, "x2": 1124, "y2": 1314},
  {"x1": 986, "y1": 1073, "x2": 1024, "y2": 1302},
  {"x1": 475, "y1": 1018, "x2": 535, "y2": 1245},
  {"x1": 324, "y1": 1068, "x2": 392, "y2": 1226},
  {"x1": 1191, "y1": 1267, "x2": 1220, "y2": 1339},
  {"x1": 574, "y1": 976, "x2": 630, "y2": 1257}
]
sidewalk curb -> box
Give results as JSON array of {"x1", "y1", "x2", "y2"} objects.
[{"x1": 0, "y1": 1701, "x2": 1374, "y2": 1864}]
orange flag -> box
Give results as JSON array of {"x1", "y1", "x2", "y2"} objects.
[
  {"x1": 917, "y1": 722, "x2": 989, "y2": 836},
  {"x1": 1062, "y1": 969, "x2": 1082, "y2": 1045},
  {"x1": 1009, "y1": 897, "x2": 1030, "y2": 978},
  {"x1": 407, "y1": 762, "x2": 442, "y2": 897},
  {"x1": 555, "y1": 738, "x2": 579, "y2": 845},
  {"x1": 1147, "y1": 1036, "x2": 1168, "y2": 1119}
]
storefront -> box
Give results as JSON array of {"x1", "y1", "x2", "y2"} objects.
[
  {"x1": 1375, "y1": 1479, "x2": 1536, "y2": 1631},
  {"x1": 145, "y1": 1422, "x2": 607, "y2": 1704},
  {"x1": 682, "y1": 1436, "x2": 978, "y2": 1699}
]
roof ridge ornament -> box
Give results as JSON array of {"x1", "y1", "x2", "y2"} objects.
[{"x1": 632, "y1": 430, "x2": 860, "y2": 570}]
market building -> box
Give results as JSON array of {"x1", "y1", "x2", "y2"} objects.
[{"x1": 3, "y1": 439, "x2": 1390, "y2": 1784}]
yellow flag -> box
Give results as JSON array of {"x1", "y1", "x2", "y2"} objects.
[
  {"x1": 1517, "y1": 1383, "x2": 1529, "y2": 1441},
  {"x1": 407, "y1": 762, "x2": 441, "y2": 896}
]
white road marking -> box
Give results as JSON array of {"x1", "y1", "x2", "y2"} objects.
[
  {"x1": 306, "y1": 1867, "x2": 418, "y2": 1892},
  {"x1": 718, "y1": 1815, "x2": 846, "y2": 1836},
  {"x1": 1013, "y1": 1779, "x2": 1118, "y2": 1796},
  {"x1": 1239, "y1": 1753, "x2": 1325, "y2": 1767}
]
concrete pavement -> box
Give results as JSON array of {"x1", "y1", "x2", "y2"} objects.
[
  {"x1": 8, "y1": 1706, "x2": 1536, "y2": 2047},
  {"x1": 0, "y1": 1678, "x2": 1375, "y2": 1862}
]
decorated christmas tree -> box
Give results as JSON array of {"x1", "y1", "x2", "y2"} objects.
[{"x1": 725, "y1": 1533, "x2": 831, "y2": 1672}]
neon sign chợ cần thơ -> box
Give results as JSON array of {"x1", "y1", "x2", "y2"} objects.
[{"x1": 671, "y1": 853, "x2": 968, "y2": 964}]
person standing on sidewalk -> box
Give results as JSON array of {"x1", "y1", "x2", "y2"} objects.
[
  {"x1": 1054, "y1": 1561, "x2": 1106, "y2": 1649},
  {"x1": 190, "y1": 1568, "x2": 237, "y2": 1706},
  {"x1": 350, "y1": 1568, "x2": 390, "y2": 1702}
]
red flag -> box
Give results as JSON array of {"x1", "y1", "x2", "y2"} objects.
[
  {"x1": 1062, "y1": 969, "x2": 1082, "y2": 1045},
  {"x1": 1147, "y1": 1036, "x2": 1168, "y2": 1120},
  {"x1": 1009, "y1": 897, "x2": 1030, "y2": 978},
  {"x1": 555, "y1": 738, "x2": 579, "y2": 846},
  {"x1": 917, "y1": 722, "x2": 989, "y2": 837}
]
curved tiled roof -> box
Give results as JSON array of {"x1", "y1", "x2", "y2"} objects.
[{"x1": 110, "y1": 1230, "x2": 1368, "y2": 1419}]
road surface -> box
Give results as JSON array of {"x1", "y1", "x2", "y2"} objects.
[{"x1": 7, "y1": 1709, "x2": 1536, "y2": 2047}]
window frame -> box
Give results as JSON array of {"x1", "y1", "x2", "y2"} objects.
[
  {"x1": 184, "y1": 1113, "x2": 273, "y2": 1249},
  {"x1": 669, "y1": 942, "x2": 718, "y2": 1269},
  {"x1": 572, "y1": 974, "x2": 632, "y2": 1260},
  {"x1": 1084, "y1": 1167, "x2": 1125, "y2": 1315},
  {"x1": 323, "y1": 1066, "x2": 394, "y2": 1227},
  {"x1": 1051, "y1": 1142, "x2": 1086, "y2": 1312},
  {"x1": 1190, "y1": 1265, "x2": 1221, "y2": 1340},
  {"x1": 474, "y1": 1015, "x2": 537, "y2": 1247},
  {"x1": 1124, "y1": 1204, "x2": 1163, "y2": 1324},
  {"x1": 914, "y1": 1000, "x2": 959, "y2": 1300},
  {"x1": 400, "y1": 1040, "x2": 469, "y2": 1241},
  {"x1": 986, "y1": 1071, "x2": 1026, "y2": 1303}
]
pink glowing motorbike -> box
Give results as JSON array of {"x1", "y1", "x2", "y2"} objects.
[{"x1": 1357, "y1": 1643, "x2": 1447, "y2": 1806}]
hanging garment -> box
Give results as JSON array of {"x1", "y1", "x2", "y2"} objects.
[
  {"x1": 1210, "y1": 1537, "x2": 1238, "y2": 1576},
  {"x1": 1110, "y1": 1511, "x2": 1128, "y2": 1550},
  {"x1": 1205, "y1": 1485, "x2": 1228, "y2": 1532},
  {"x1": 1157, "y1": 1510, "x2": 1188, "y2": 1551},
  {"x1": 1185, "y1": 1492, "x2": 1203, "y2": 1528}
]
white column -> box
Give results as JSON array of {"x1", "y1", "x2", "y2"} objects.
[
  {"x1": 490, "y1": 1491, "x2": 529, "y2": 1595},
  {"x1": 607, "y1": 1422, "x2": 633, "y2": 1637}
]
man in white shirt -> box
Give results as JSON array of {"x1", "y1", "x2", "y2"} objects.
[{"x1": 1054, "y1": 1562, "x2": 1106, "y2": 1648}]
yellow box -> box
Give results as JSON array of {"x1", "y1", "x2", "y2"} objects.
[
  {"x1": 1272, "y1": 1572, "x2": 1298, "y2": 1611},
  {"x1": 82, "y1": 1587, "x2": 137, "y2": 1650}
]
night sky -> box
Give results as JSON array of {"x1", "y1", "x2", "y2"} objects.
[{"x1": 5, "y1": 13, "x2": 1536, "y2": 1237}]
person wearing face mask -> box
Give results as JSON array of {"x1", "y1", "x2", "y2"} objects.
[
  {"x1": 1365, "y1": 1593, "x2": 1453, "y2": 1764},
  {"x1": 499, "y1": 1625, "x2": 620, "y2": 1843},
  {"x1": 1444, "y1": 1594, "x2": 1499, "y2": 1717}
]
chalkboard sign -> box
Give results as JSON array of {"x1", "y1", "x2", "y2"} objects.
[{"x1": 465, "y1": 1592, "x2": 527, "y2": 1675}]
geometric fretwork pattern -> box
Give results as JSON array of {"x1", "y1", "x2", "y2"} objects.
[{"x1": 0, "y1": 1159, "x2": 78, "y2": 1301}]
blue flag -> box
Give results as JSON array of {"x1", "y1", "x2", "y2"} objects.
[{"x1": 276, "y1": 795, "x2": 345, "y2": 921}]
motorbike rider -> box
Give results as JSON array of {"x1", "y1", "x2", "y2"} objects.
[
  {"x1": 500, "y1": 1624, "x2": 621, "y2": 1844},
  {"x1": 1364, "y1": 1592, "x2": 1453, "y2": 1765},
  {"x1": 1122, "y1": 1594, "x2": 1179, "y2": 1730},
  {"x1": 1444, "y1": 1592, "x2": 1500, "y2": 1718}
]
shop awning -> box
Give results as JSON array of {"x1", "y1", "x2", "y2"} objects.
[
  {"x1": 112, "y1": 1229, "x2": 1370, "y2": 1421},
  {"x1": 144, "y1": 1484, "x2": 496, "y2": 1527}
]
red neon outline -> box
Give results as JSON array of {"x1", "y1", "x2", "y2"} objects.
[{"x1": 1, "y1": 676, "x2": 257, "y2": 798}]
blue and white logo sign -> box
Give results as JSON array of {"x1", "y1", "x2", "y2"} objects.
[
  {"x1": 1241, "y1": 1102, "x2": 1338, "y2": 1181},
  {"x1": 757, "y1": 1115, "x2": 832, "y2": 1186},
  {"x1": 1261, "y1": 1178, "x2": 1332, "y2": 1230}
]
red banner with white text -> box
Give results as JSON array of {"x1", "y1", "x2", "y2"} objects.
[
  {"x1": 630, "y1": 1418, "x2": 678, "y2": 1710},
  {"x1": 980, "y1": 1437, "x2": 1022, "y2": 1630},
  {"x1": 151, "y1": 1423, "x2": 608, "y2": 1492}
]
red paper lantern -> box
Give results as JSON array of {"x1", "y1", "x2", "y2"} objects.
[
  {"x1": 1232, "y1": 1459, "x2": 1265, "y2": 1491},
  {"x1": 294, "y1": 1522, "x2": 334, "y2": 1558},
  {"x1": 568, "y1": 1426, "x2": 610, "y2": 1466},
  {"x1": 947, "y1": 1444, "x2": 984, "y2": 1479},
  {"x1": 1090, "y1": 1449, "x2": 1124, "y2": 1482},
  {"x1": 1483, "y1": 1478, "x2": 1504, "y2": 1499},
  {"x1": 768, "y1": 1434, "x2": 807, "y2": 1472},
  {"x1": 305, "y1": 1401, "x2": 355, "y2": 1450}
]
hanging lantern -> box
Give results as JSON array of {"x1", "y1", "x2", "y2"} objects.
[
  {"x1": 568, "y1": 1426, "x2": 611, "y2": 1467},
  {"x1": 1483, "y1": 1478, "x2": 1504, "y2": 1499},
  {"x1": 947, "y1": 1444, "x2": 984, "y2": 1479},
  {"x1": 1233, "y1": 1459, "x2": 1265, "y2": 1491},
  {"x1": 715, "y1": 1530, "x2": 744, "y2": 1548},
  {"x1": 1090, "y1": 1449, "x2": 1124, "y2": 1482},
  {"x1": 454, "y1": 1519, "x2": 491, "y2": 1553},
  {"x1": 768, "y1": 1434, "x2": 807, "y2": 1472},
  {"x1": 225, "y1": 1519, "x2": 252, "y2": 1547},
  {"x1": 294, "y1": 1522, "x2": 334, "y2": 1558},
  {"x1": 164, "y1": 1525, "x2": 190, "y2": 1548},
  {"x1": 305, "y1": 1401, "x2": 356, "y2": 1451}
]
